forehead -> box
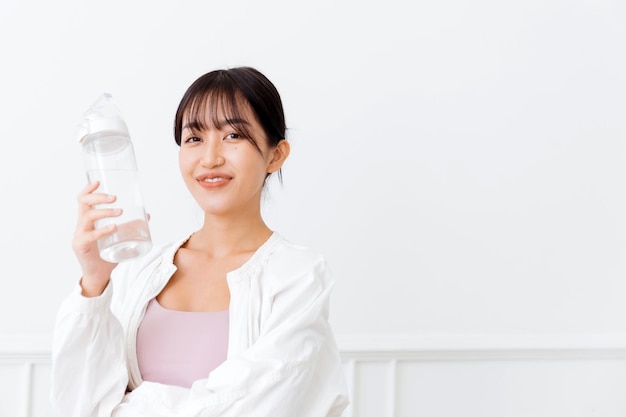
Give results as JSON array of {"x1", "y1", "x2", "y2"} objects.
[{"x1": 182, "y1": 91, "x2": 257, "y2": 130}]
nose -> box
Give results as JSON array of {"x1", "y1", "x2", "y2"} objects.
[{"x1": 200, "y1": 138, "x2": 224, "y2": 168}]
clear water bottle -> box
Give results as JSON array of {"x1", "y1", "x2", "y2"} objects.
[{"x1": 78, "y1": 93, "x2": 152, "y2": 262}]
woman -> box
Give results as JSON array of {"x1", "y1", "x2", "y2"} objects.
[{"x1": 51, "y1": 67, "x2": 349, "y2": 417}]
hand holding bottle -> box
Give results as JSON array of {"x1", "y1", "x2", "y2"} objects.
[
  {"x1": 72, "y1": 181, "x2": 121, "y2": 297},
  {"x1": 78, "y1": 93, "x2": 152, "y2": 263}
]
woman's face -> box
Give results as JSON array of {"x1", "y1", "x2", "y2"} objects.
[{"x1": 178, "y1": 99, "x2": 280, "y2": 218}]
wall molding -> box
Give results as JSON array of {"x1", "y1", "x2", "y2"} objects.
[
  {"x1": 2, "y1": 333, "x2": 625, "y2": 417},
  {"x1": 2, "y1": 333, "x2": 626, "y2": 363},
  {"x1": 336, "y1": 333, "x2": 626, "y2": 361},
  {"x1": 0, "y1": 334, "x2": 52, "y2": 364}
]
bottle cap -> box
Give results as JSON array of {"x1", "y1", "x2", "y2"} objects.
[{"x1": 77, "y1": 93, "x2": 130, "y2": 143}]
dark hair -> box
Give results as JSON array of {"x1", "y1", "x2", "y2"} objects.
[{"x1": 174, "y1": 67, "x2": 286, "y2": 165}]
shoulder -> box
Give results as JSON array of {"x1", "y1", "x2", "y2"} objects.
[
  {"x1": 260, "y1": 233, "x2": 334, "y2": 292},
  {"x1": 265, "y1": 233, "x2": 326, "y2": 271}
]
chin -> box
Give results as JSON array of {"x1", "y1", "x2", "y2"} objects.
[{"x1": 197, "y1": 201, "x2": 238, "y2": 216}]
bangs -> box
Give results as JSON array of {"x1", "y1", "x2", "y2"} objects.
[{"x1": 177, "y1": 86, "x2": 259, "y2": 151}]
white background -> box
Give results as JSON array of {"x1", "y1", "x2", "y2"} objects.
[{"x1": 1, "y1": 0, "x2": 625, "y2": 347}]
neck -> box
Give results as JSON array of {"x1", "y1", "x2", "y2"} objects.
[{"x1": 187, "y1": 213, "x2": 273, "y2": 258}]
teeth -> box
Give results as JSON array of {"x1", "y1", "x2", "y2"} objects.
[{"x1": 203, "y1": 177, "x2": 225, "y2": 183}]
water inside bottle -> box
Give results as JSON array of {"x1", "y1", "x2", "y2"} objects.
[
  {"x1": 87, "y1": 169, "x2": 152, "y2": 262},
  {"x1": 98, "y1": 218, "x2": 152, "y2": 262}
]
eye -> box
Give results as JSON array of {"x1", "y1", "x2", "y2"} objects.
[
  {"x1": 183, "y1": 136, "x2": 202, "y2": 144},
  {"x1": 224, "y1": 132, "x2": 242, "y2": 141}
]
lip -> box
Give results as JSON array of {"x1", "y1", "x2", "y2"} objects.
[{"x1": 196, "y1": 172, "x2": 233, "y2": 189}]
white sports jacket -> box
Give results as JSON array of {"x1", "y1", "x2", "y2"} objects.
[{"x1": 50, "y1": 233, "x2": 349, "y2": 417}]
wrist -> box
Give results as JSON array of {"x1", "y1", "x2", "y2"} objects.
[{"x1": 80, "y1": 276, "x2": 109, "y2": 297}]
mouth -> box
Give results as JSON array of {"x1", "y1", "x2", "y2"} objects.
[
  {"x1": 202, "y1": 177, "x2": 227, "y2": 183},
  {"x1": 197, "y1": 173, "x2": 232, "y2": 188}
]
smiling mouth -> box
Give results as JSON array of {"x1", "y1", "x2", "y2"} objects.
[{"x1": 203, "y1": 177, "x2": 227, "y2": 183}]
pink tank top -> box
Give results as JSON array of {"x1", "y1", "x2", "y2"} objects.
[{"x1": 136, "y1": 298, "x2": 229, "y2": 388}]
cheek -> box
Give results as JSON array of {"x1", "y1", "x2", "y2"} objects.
[
  {"x1": 178, "y1": 151, "x2": 193, "y2": 172},
  {"x1": 178, "y1": 154, "x2": 199, "y2": 185},
  {"x1": 250, "y1": 154, "x2": 271, "y2": 174}
]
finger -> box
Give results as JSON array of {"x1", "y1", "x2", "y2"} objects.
[
  {"x1": 74, "y1": 222, "x2": 116, "y2": 241},
  {"x1": 77, "y1": 193, "x2": 117, "y2": 215},
  {"x1": 79, "y1": 180, "x2": 101, "y2": 196},
  {"x1": 79, "y1": 192, "x2": 116, "y2": 206},
  {"x1": 73, "y1": 224, "x2": 117, "y2": 253},
  {"x1": 77, "y1": 180, "x2": 117, "y2": 206},
  {"x1": 77, "y1": 208, "x2": 123, "y2": 230}
]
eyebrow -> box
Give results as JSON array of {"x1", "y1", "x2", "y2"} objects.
[{"x1": 182, "y1": 118, "x2": 250, "y2": 131}]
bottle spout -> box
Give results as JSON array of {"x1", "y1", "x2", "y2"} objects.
[{"x1": 77, "y1": 93, "x2": 129, "y2": 143}]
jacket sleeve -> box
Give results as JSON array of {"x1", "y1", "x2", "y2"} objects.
[
  {"x1": 50, "y1": 281, "x2": 129, "y2": 417},
  {"x1": 110, "y1": 256, "x2": 349, "y2": 417}
]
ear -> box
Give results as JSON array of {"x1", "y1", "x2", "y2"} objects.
[{"x1": 266, "y1": 139, "x2": 290, "y2": 173}]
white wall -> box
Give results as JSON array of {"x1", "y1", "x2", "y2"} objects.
[
  {"x1": 3, "y1": 340, "x2": 626, "y2": 417},
  {"x1": 1, "y1": 0, "x2": 625, "y2": 415}
]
